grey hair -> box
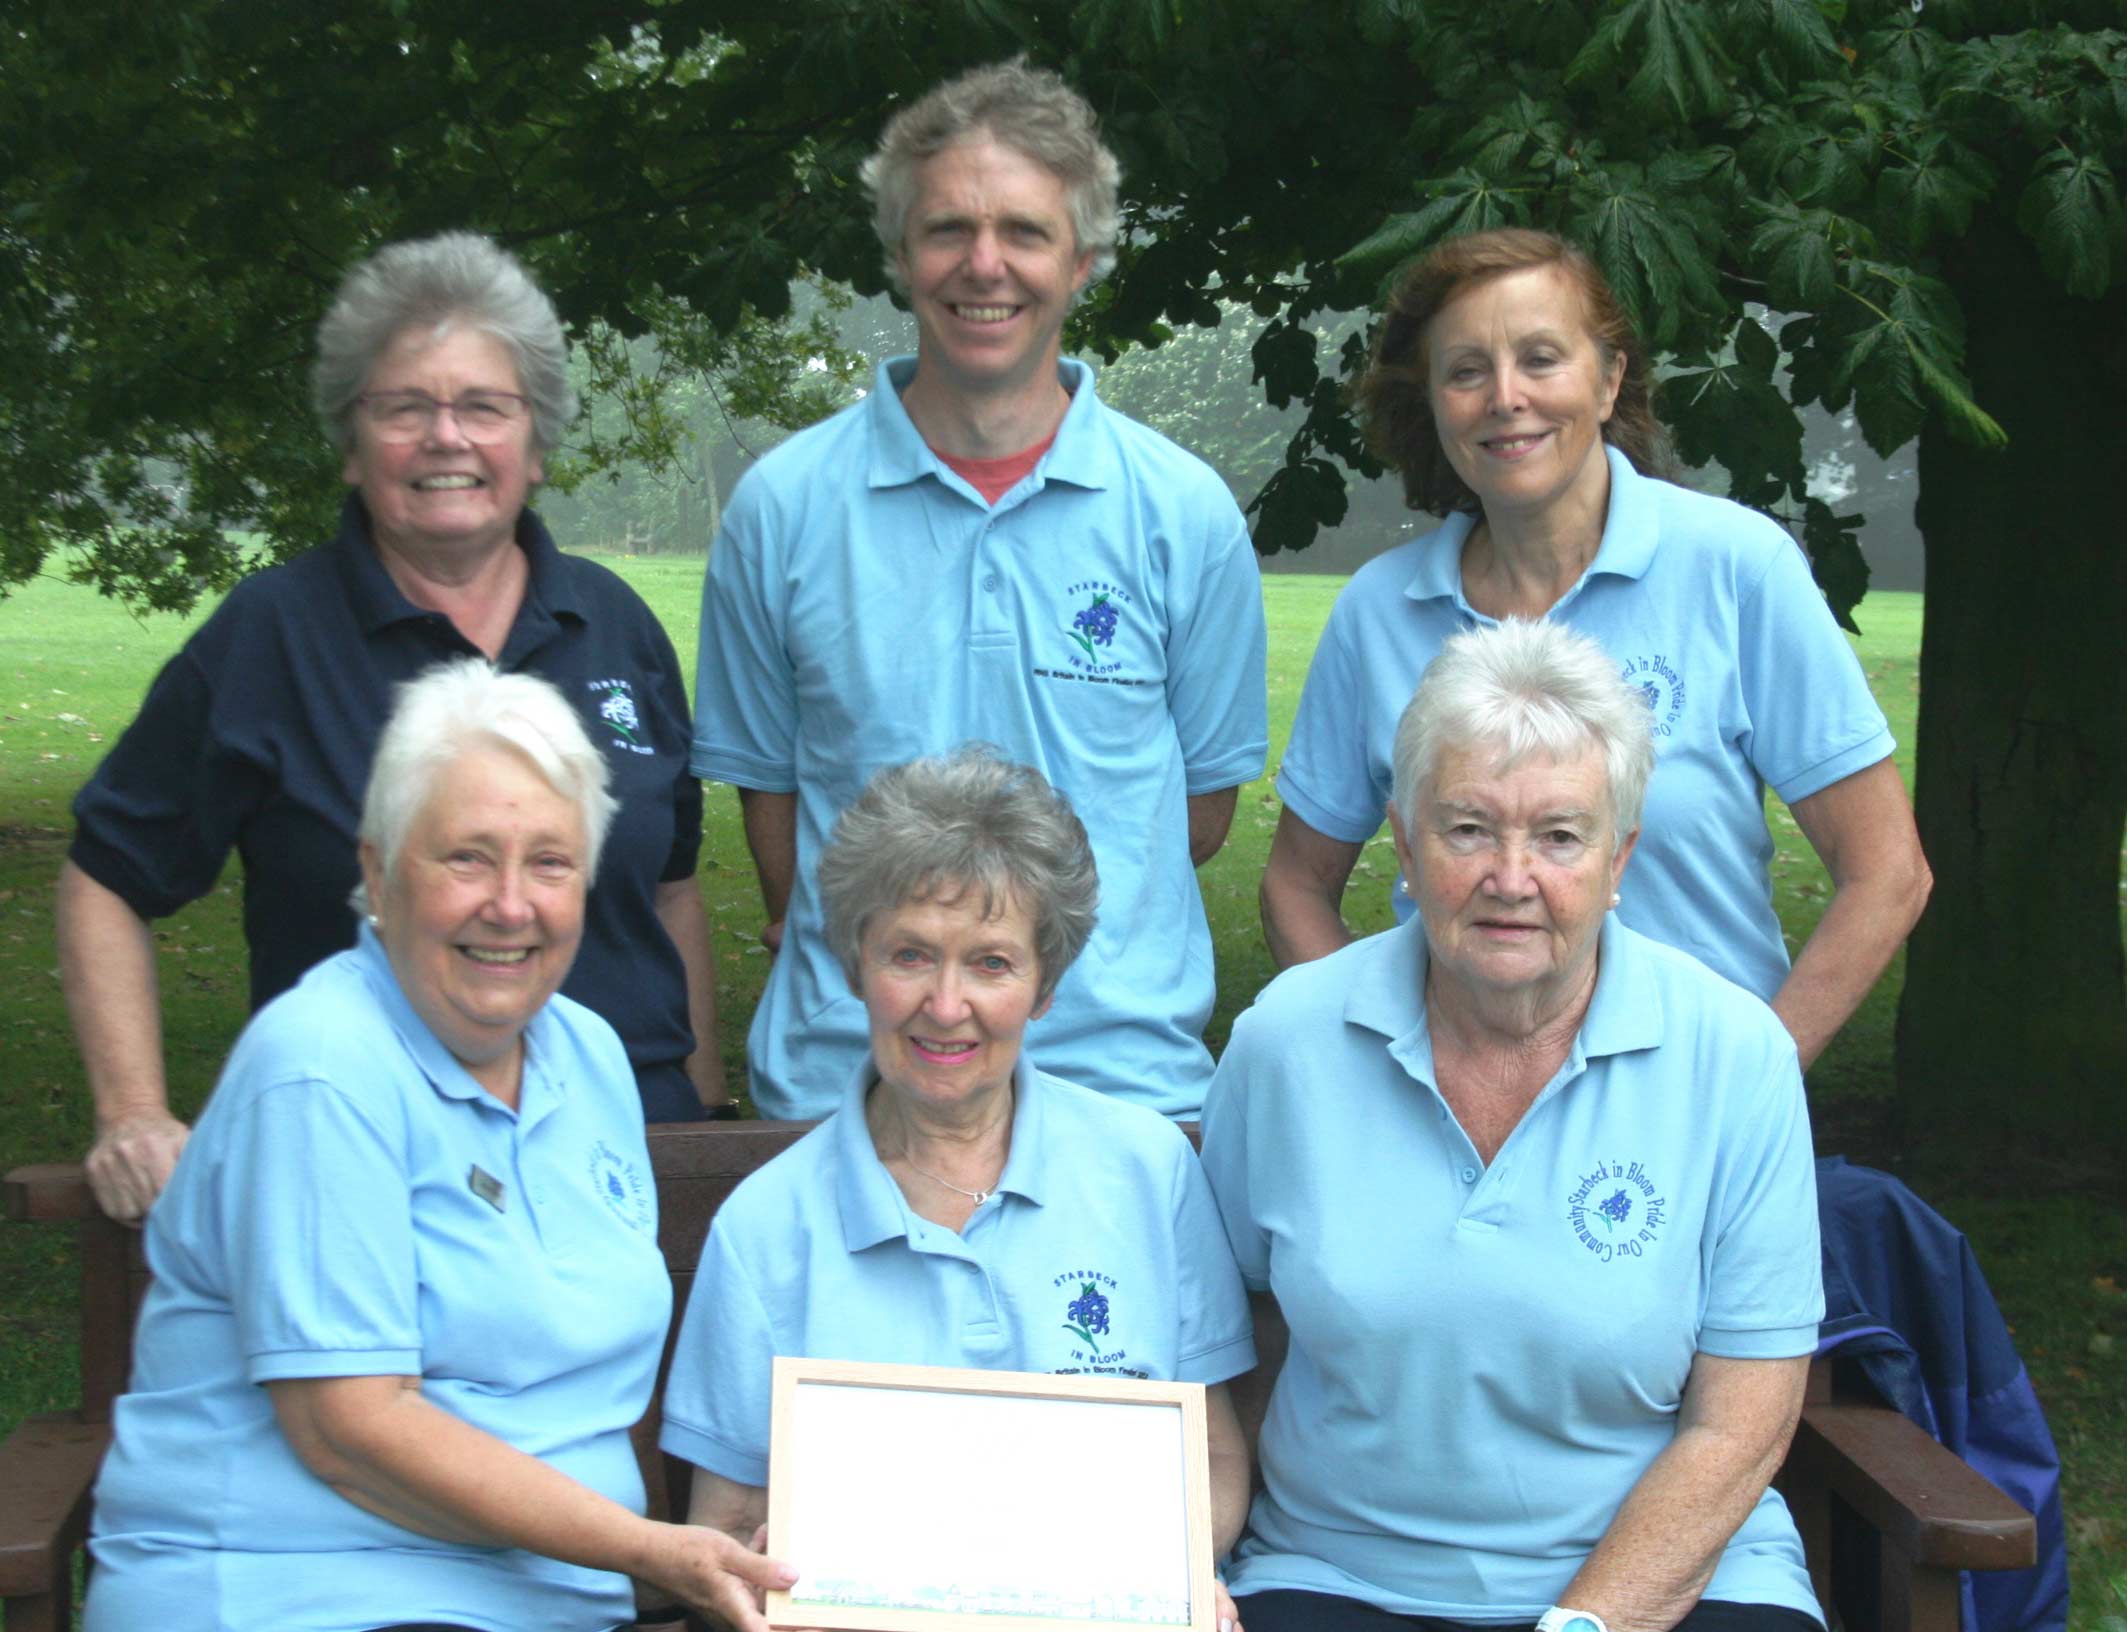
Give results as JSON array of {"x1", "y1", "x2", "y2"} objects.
[
  {"x1": 1390, "y1": 620, "x2": 1654, "y2": 848},
  {"x1": 352, "y1": 658, "x2": 617, "y2": 914},
  {"x1": 311, "y1": 231, "x2": 579, "y2": 456},
  {"x1": 860, "y1": 58, "x2": 1122, "y2": 294},
  {"x1": 818, "y1": 745, "x2": 1099, "y2": 1004}
]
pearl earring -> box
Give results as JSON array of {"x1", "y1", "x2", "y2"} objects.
[{"x1": 1609, "y1": 893, "x2": 1621, "y2": 909}]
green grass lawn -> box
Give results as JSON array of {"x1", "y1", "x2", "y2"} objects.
[{"x1": 2, "y1": 558, "x2": 2121, "y2": 1623}]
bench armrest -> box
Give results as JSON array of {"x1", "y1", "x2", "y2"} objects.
[
  {"x1": 1790, "y1": 1399, "x2": 2037, "y2": 1572},
  {"x1": 0, "y1": 1411, "x2": 108, "y2": 1627},
  {"x1": 2, "y1": 1166, "x2": 98, "y2": 1225}
]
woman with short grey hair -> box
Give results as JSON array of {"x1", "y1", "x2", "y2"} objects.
[
  {"x1": 85, "y1": 661, "x2": 789, "y2": 1632},
  {"x1": 59, "y1": 231, "x2": 726, "y2": 1228},
  {"x1": 311, "y1": 230, "x2": 579, "y2": 457},
  {"x1": 357, "y1": 657, "x2": 621, "y2": 889},
  {"x1": 1389, "y1": 615, "x2": 1656, "y2": 847},
  {"x1": 661, "y1": 746, "x2": 1257, "y2": 1632},
  {"x1": 1207, "y1": 619, "x2": 1826, "y2": 1632},
  {"x1": 816, "y1": 744, "x2": 1100, "y2": 1003}
]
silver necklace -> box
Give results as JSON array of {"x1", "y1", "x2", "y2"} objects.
[{"x1": 904, "y1": 1159, "x2": 995, "y2": 1206}]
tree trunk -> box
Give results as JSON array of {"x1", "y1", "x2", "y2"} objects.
[{"x1": 1896, "y1": 218, "x2": 2127, "y2": 1161}]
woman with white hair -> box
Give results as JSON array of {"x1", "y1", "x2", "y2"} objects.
[
  {"x1": 661, "y1": 746, "x2": 1256, "y2": 1627},
  {"x1": 1205, "y1": 621, "x2": 1826, "y2": 1632},
  {"x1": 59, "y1": 229, "x2": 725, "y2": 1227},
  {"x1": 84, "y1": 661, "x2": 788, "y2": 1632}
]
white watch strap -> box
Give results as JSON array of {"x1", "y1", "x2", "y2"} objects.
[{"x1": 1534, "y1": 1610, "x2": 1611, "y2": 1632}]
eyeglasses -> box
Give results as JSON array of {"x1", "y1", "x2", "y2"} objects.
[{"x1": 356, "y1": 390, "x2": 531, "y2": 443}]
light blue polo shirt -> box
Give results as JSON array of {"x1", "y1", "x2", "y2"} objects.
[
  {"x1": 1275, "y1": 446, "x2": 1892, "y2": 1001},
  {"x1": 1200, "y1": 915, "x2": 1824, "y2": 1625},
  {"x1": 659, "y1": 1058, "x2": 1256, "y2": 1486},
  {"x1": 692, "y1": 356, "x2": 1269, "y2": 1119},
  {"x1": 86, "y1": 927, "x2": 672, "y2": 1632}
]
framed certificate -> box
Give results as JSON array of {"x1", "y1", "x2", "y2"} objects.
[{"x1": 765, "y1": 1357, "x2": 1216, "y2": 1632}]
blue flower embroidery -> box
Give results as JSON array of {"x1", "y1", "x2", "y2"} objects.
[
  {"x1": 1064, "y1": 1281, "x2": 1111, "y2": 1346},
  {"x1": 1068, "y1": 593, "x2": 1119, "y2": 660}
]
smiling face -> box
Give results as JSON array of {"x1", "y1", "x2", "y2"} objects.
[
  {"x1": 1392, "y1": 740, "x2": 1635, "y2": 1012},
  {"x1": 897, "y1": 137, "x2": 1094, "y2": 406},
  {"x1": 345, "y1": 323, "x2": 540, "y2": 569},
  {"x1": 361, "y1": 743, "x2": 586, "y2": 1100},
  {"x1": 1425, "y1": 264, "x2": 1624, "y2": 525},
  {"x1": 856, "y1": 883, "x2": 1050, "y2": 1117}
]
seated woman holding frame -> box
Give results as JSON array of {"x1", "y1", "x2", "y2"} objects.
[{"x1": 660, "y1": 747, "x2": 1255, "y2": 1623}]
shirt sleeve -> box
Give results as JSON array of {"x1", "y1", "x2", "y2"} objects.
[
  {"x1": 1698, "y1": 1025, "x2": 1824, "y2": 1359},
  {"x1": 659, "y1": 1214, "x2": 776, "y2": 1487},
  {"x1": 68, "y1": 633, "x2": 268, "y2": 919},
  {"x1": 1197, "y1": 1013, "x2": 1273, "y2": 1292},
  {"x1": 691, "y1": 477, "x2": 800, "y2": 793},
  {"x1": 1272, "y1": 588, "x2": 1392, "y2": 844},
  {"x1": 1171, "y1": 1138, "x2": 1258, "y2": 1383},
  {"x1": 207, "y1": 1078, "x2": 423, "y2": 1381},
  {"x1": 1736, "y1": 529, "x2": 1895, "y2": 807},
  {"x1": 1164, "y1": 509, "x2": 1268, "y2": 795}
]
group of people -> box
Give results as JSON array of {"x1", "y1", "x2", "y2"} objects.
[{"x1": 64, "y1": 53, "x2": 1929, "y2": 1632}]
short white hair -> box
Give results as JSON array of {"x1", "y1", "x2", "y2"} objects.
[
  {"x1": 354, "y1": 660, "x2": 617, "y2": 911},
  {"x1": 1390, "y1": 619, "x2": 1654, "y2": 846}
]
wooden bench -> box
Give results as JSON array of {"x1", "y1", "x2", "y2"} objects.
[{"x1": 4, "y1": 1123, "x2": 2038, "y2": 1632}]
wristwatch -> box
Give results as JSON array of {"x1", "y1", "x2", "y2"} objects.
[{"x1": 1534, "y1": 1611, "x2": 1611, "y2": 1632}]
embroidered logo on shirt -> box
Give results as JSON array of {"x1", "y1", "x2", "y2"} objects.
[
  {"x1": 1618, "y1": 654, "x2": 1685, "y2": 739},
  {"x1": 1048, "y1": 1268, "x2": 1144, "y2": 1376},
  {"x1": 586, "y1": 677, "x2": 654, "y2": 756},
  {"x1": 1058, "y1": 579, "x2": 1133, "y2": 676},
  {"x1": 1566, "y1": 1159, "x2": 1668, "y2": 1263},
  {"x1": 588, "y1": 1140, "x2": 654, "y2": 1234}
]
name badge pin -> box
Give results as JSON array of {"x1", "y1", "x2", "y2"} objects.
[{"x1": 467, "y1": 1164, "x2": 507, "y2": 1213}]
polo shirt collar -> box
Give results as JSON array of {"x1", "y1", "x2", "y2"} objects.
[
  {"x1": 1342, "y1": 910, "x2": 1663, "y2": 1064},
  {"x1": 1343, "y1": 914, "x2": 1434, "y2": 1045},
  {"x1": 833, "y1": 1053, "x2": 1048, "y2": 1251},
  {"x1": 329, "y1": 492, "x2": 583, "y2": 638},
  {"x1": 349, "y1": 920, "x2": 566, "y2": 1123},
  {"x1": 864, "y1": 355, "x2": 1111, "y2": 495},
  {"x1": 1401, "y1": 444, "x2": 1661, "y2": 611}
]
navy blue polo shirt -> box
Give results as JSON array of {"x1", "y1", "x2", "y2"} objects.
[{"x1": 70, "y1": 494, "x2": 703, "y2": 1084}]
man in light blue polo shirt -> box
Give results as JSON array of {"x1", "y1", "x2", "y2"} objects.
[
  {"x1": 692, "y1": 60, "x2": 1267, "y2": 1119},
  {"x1": 661, "y1": 1057, "x2": 1256, "y2": 1486},
  {"x1": 1201, "y1": 917, "x2": 1824, "y2": 1628}
]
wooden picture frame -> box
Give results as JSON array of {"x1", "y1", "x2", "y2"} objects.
[{"x1": 765, "y1": 1356, "x2": 1216, "y2": 1632}]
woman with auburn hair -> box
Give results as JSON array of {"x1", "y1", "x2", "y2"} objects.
[{"x1": 1260, "y1": 227, "x2": 1929, "y2": 1069}]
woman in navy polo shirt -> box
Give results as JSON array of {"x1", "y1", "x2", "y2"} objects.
[
  {"x1": 659, "y1": 747, "x2": 1256, "y2": 1626},
  {"x1": 84, "y1": 662, "x2": 788, "y2": 1632},
  {"x1": 1204, "y1": 622, "x2": 1825, "y2": 1632},
  {"x1": 58, "y1": 230, "x2": 723, "y2": 1228}
]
